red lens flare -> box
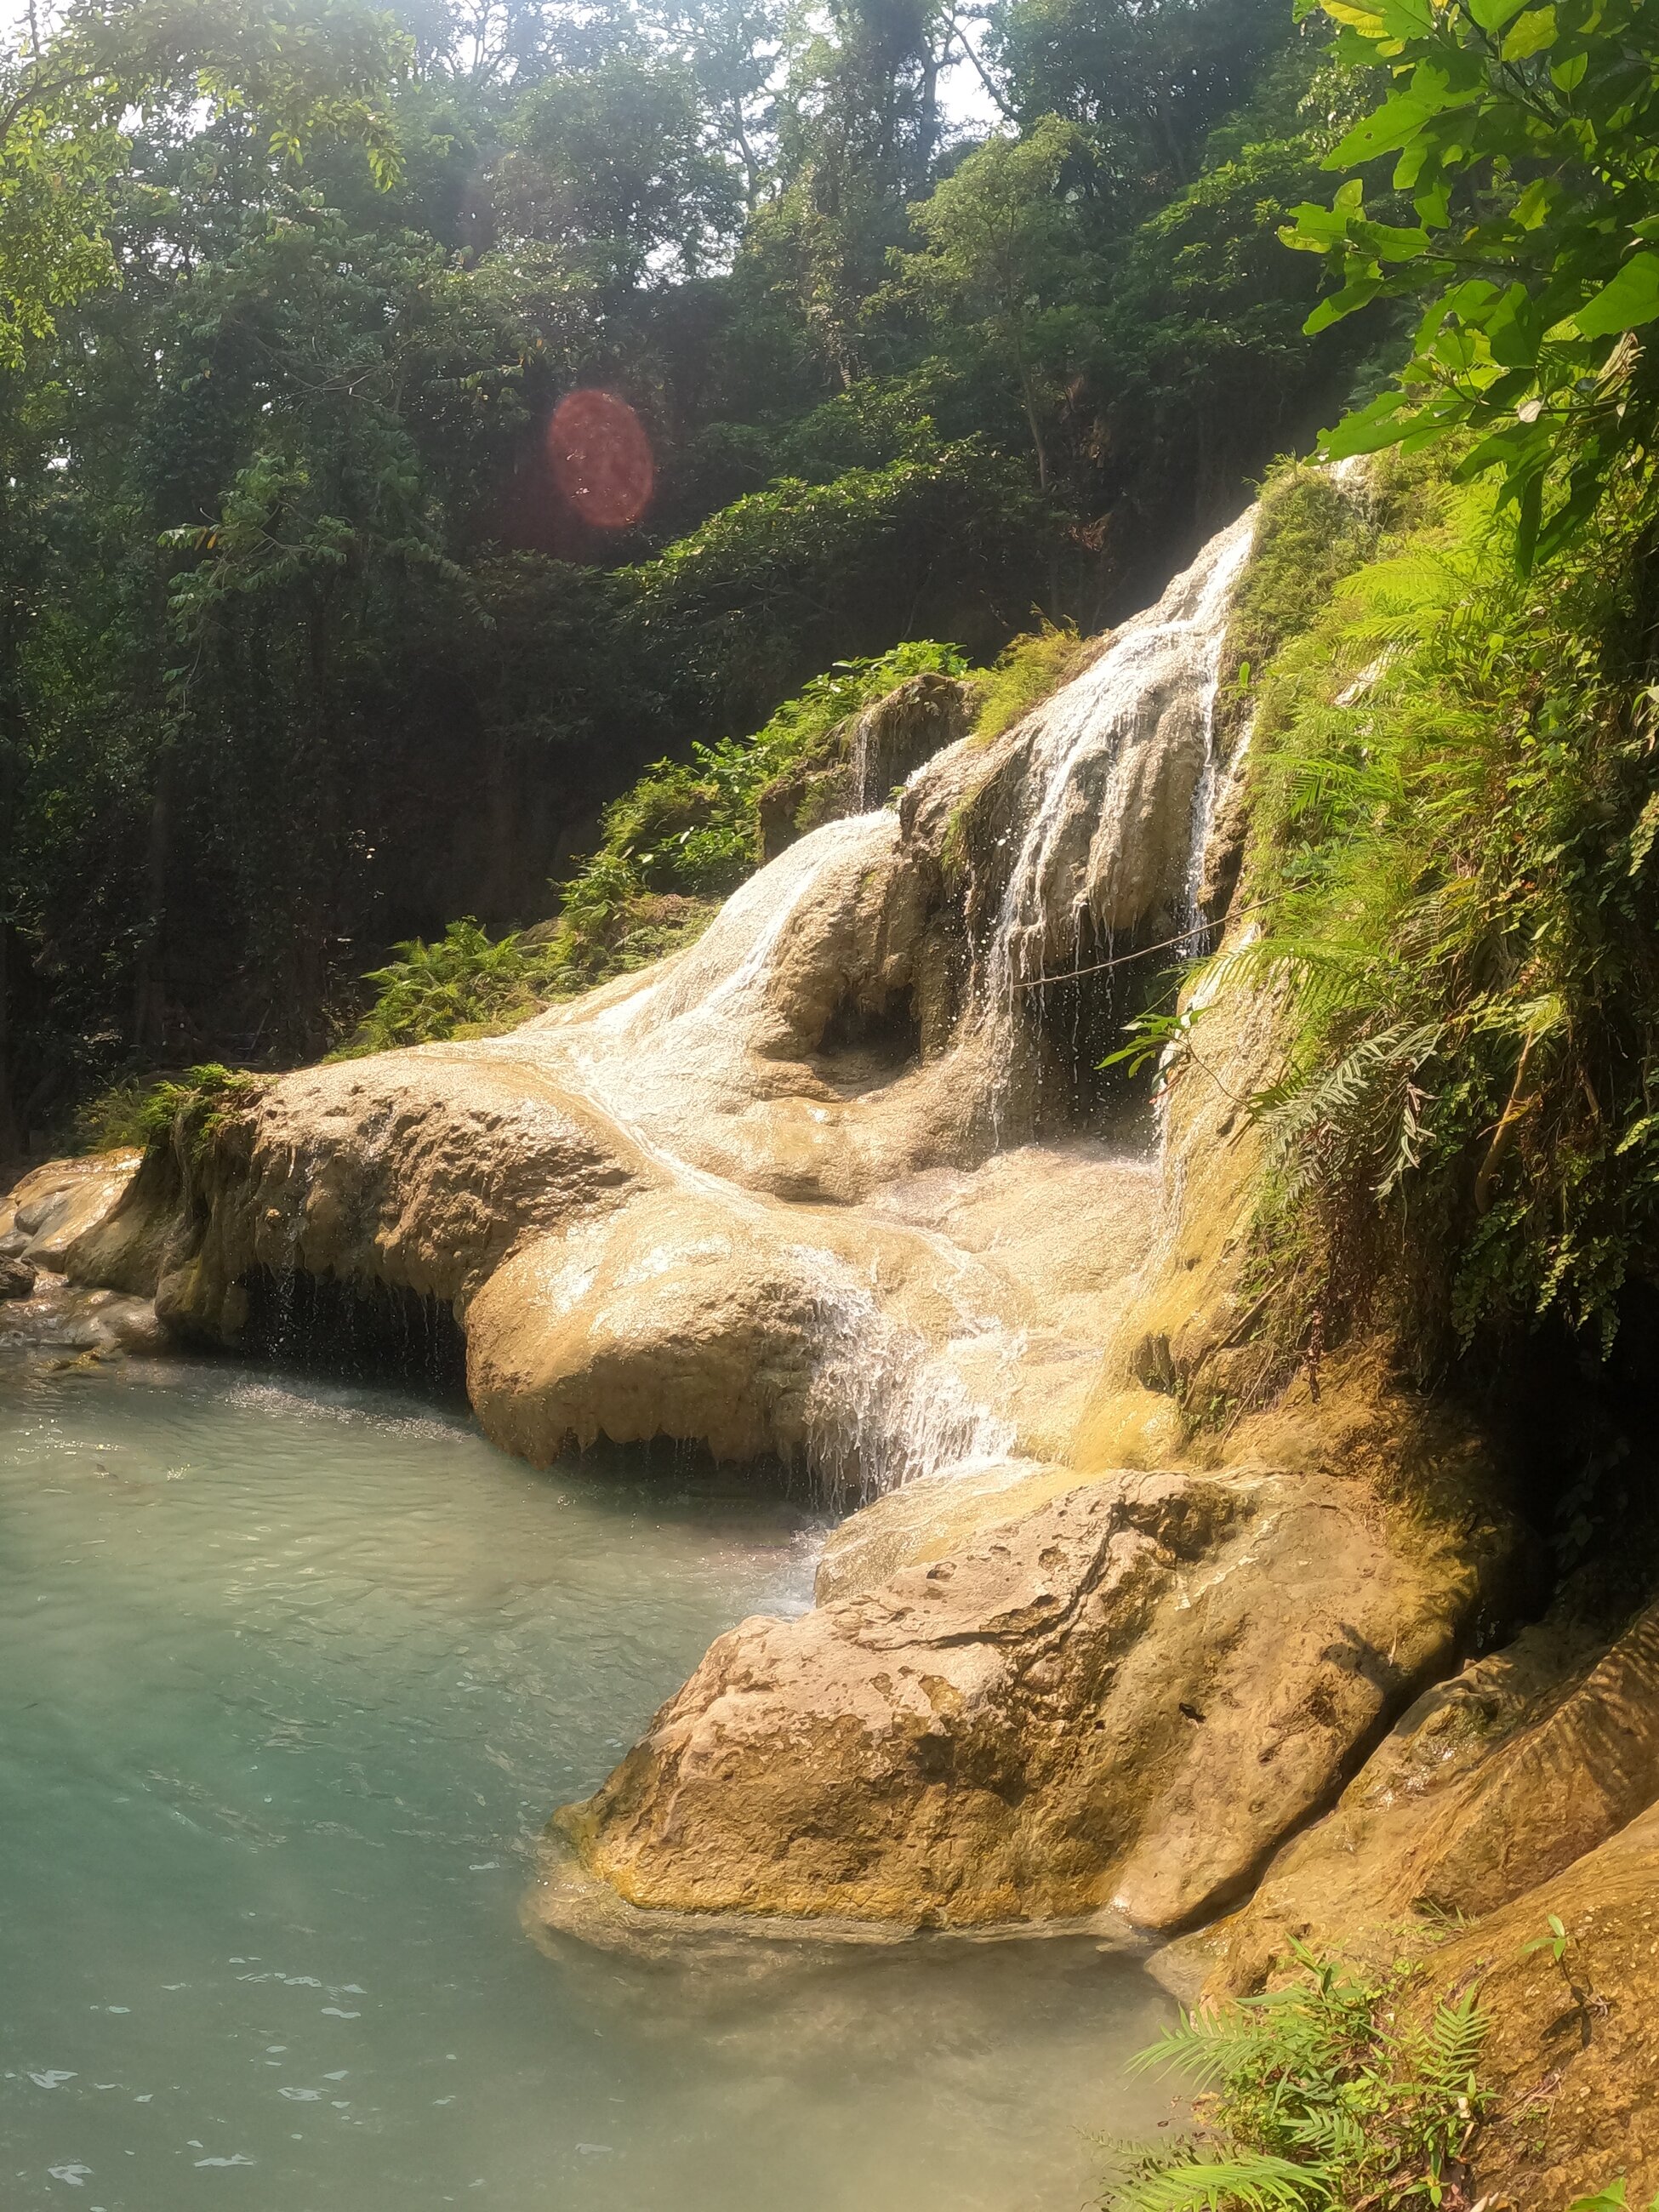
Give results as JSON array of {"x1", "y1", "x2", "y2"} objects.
[{"x1": 545, "y1": 390, "x2": 654, "y2": 530}]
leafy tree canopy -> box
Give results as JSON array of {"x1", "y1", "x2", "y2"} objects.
[{"x1": 1284, "y1": 0, "x2": 1659, "y2": 564}]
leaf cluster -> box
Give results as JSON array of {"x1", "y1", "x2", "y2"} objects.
[
  {"x1": 1284, "y1": 0, "x2": 1659, "y2": 565},
  {"x1": 1200, "y1": 447, "x2": 1659, "y2": 1386},
  {"x1": 1107, "y1": 1945, "x2": 1488, "y2": 2212}
]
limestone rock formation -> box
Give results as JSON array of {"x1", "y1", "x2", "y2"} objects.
[
  {"x1": 71, "y1": 516, "x2": 1254, "y2": 1497},
  {"x1": 1, "y1": 1153, "x2": 168, "y2": 1358},
  {"x1": 536, "y1": 1462, "x2": 1520, "y2": 1936},
  {"x1": 1427, "y1": 1804, "x2": 1659, "y2": 2201},
  {"x1": 755, "y1": 669, "x2": 974, "y2": 860},
  {"x1": 1195, "y1": 1588, "x2": 1659, "y2": 1995},
  {"x1": 60, "y1": 497, "x2": 1553, "y2": 1968}
]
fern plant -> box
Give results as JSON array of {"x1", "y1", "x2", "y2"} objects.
[
  {"x1": 1105, "y1": 1946, "x2": 1488, "y2": 2212},
  {"x1": 1166, "y1": 442, "x2": 1659, "y2": 1393}
]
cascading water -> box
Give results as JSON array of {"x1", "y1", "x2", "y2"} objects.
[
  {"x1": 983, "y1": 509, "x2": 1257, "y2": 1021},
  {"x1": 488, "y1": 509, "x2": 1262, "y2": 1509},
  {"x1": 793, "y1": 1260, "x2": 1017, "y2": 1505}
]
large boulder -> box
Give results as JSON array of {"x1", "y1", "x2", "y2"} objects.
[
  {"x1": 534, "y1": 1463, "x2": 1521, "y2": 1938},
  {"x1": 3, "y1": 1153, "x2": 140, "y2": 1270}
]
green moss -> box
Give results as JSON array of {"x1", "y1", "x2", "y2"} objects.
[
  {"x1": 73, "y1": 1063, "x2": 259, "y2": 1154},
  {"x1": 970, "y1": 622, "x2": 1092, "y2": 746}
]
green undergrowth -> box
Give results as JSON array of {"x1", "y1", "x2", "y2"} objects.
[
  {"x1": 972, "y1": 622, "x2": 1093, "y2": 746},
  {"x1": 73, "y1": 1063, "x2": 260, "y2": 1159},
  {"x1": 1172, "y1": 444, "x2": 1659, "y2": 1395},
  {"x1": 334, "y1": 620, "x2": 1094, "y2": 1054},
  {"x1": 1104, "y1": 1945, "x2": 1487, "y2": 2212}
]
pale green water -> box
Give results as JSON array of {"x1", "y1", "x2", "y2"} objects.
[{"x1": 0, "y1": 1355, "x2": 1174, "y2": 2212}]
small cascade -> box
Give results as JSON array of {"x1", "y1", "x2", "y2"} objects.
[
  {"x1": 983, "y1": 510, "x2": 1257, "y2": 1023},
  {"x1": 522, "y1": 509, "x2": 1264, "y2": 1508},
  {"x1": 795, "y1": 1257, "x2": 1017, "y2": 1504},
  {"x1": 627, "y1": 811, "x2": 897, "y2": 1040}
]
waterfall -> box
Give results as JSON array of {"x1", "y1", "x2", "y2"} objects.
[
  {"x1": 527, "y1": 509, "x2": 1261, "y2": 1503},
  {"x1": 984, "y1": 509, "x2": 1257, "y2": 1016}
]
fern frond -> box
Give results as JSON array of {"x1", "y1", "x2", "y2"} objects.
[{"x1": 1113, "y1": 2151, "x2": 1330, "y2": 2212}]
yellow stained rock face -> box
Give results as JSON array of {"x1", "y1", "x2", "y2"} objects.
[{"x1": 1422, "y1": 1805, "x2": 1659, "y2": 2203}]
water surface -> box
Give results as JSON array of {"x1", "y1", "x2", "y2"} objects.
[{"x1": 0, "y1": 1356, "x2": 1173, "y2": 2210}]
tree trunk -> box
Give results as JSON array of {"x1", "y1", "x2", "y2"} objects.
[
  {"x1": 0, "y1": 917, "x2": 20, "y2": 1161},
  {"x1": 133, "y1": 754, "x2": 171, "y2": 1054}
]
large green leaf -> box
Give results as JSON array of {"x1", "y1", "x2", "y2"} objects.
[
  {"x1": 1500, "y1": 5, "x2": 1558, "y2": 58},
  {"x1": 1327, "y1": 84, "x2": 1451, "y2": 166},
  {"x1": 1571, "y1": 251, "x2": 1659, "y2": 336}
]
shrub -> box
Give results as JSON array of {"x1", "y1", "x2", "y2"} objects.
[
  {"x1": 73, "y1": 1063, "x2": 258, "y2": 1152},
  {"x1": 331, "y1": 920, "x2": 568, "y2": 1058},
  {"x1": 1167, "y1": 444, "x2": 1659, "y2": 1390},
  {"x1": 1105, "y1": 1946, "x2": 1487, "y2": 2212}
]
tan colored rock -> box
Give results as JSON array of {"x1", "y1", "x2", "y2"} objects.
[
  {"x1": 0, "y1": 1273, "x2": 169, "y2": 1360},
  {"x1": 755, "y1": 670, "x2": 973, "y2": 860},
  {"x1": 1422, "y1": 1804, "x2": 1659, "y2": 2204},
  {"x1": 1197, "y1": 1594, "x2": 1659, "y2": 1996},
  {"x1": 539, "y1": 1464, "x2": 1519, "y2": 1936},
  {"x1": 3, "y1": 1153, "x2": 140, "y2": 1270}
]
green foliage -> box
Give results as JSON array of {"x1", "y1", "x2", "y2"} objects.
[
  {"x1": 1521, "y1": 1913, "x2": 1571, "y2": 1968},
  {"x1": 624, "y1": 446, "x2": 1037, "y2": 726},
  {"x1": 972, "y1": 621, "x2": 1092, "y2": 743},
  {"x1": 549, "y1": 640, "x2": 966, "y2": 980},
  {"x1": 498, "y1": 51, "x2": 740, "y2": 285},
  {"x1": 1285, "y1": 0, "x2": 1659, "y2": 564},
  {"x1": 73, "y1": 1062, "x2": 258, "y2": 1153},
  {"x1": 331, "y1": 921, "x2": 569, "y2": 1056},
  {"x1": 1220, "y1": 464, "x2": 1391, "y2": 704},
  {"x1": 1570, "y1": 2184, "x2": 1659, "y2": 2212},
  {"x1": 1106, "y1": 1947, "x2": 1487, "y2": 2212},
  {"x1": 0, "y1": 0, "x2": 1363, "y2": 1138},
  {"x1": 0, "y1": 0, "x2": 406, "y2": 368},
  {"x1": 1204, "y1": 448, "x2": 1659, "y2": 1378},
  {"x1": 887, "y1": 116, "x2": 1089, "y2": 486}
]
